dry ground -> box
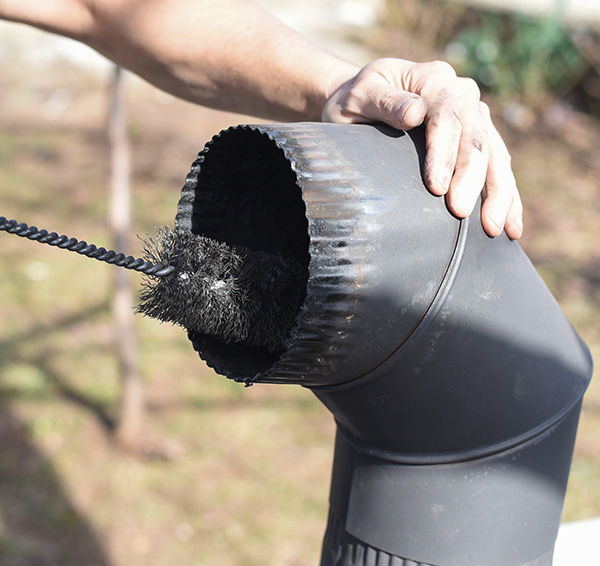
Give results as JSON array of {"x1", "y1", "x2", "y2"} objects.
[{"x1": 0, "y1": 22, "x2": 599, "y2": 566}]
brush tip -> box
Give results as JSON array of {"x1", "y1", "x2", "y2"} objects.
[{"x1": 137, "y1": 227, "x2": 307, "y2": 353}]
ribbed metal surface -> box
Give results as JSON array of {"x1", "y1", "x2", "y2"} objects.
[
  {"x1": 177, "y1": 123, "x2": 367, "y2": 384},
  {"x1": 321, "y1": 510, "x2": 555, "y2": 566},
  {"x1": 321, "y1": 511, "x2": 431, "y2": 566},
  {"x1": 253, "y1": 124, "x2": 371, "y2": 384},
  {"x1": 175, "y1": 123, "x2": 459, "y2": 385},
  {"x1": 175, "y1": 124, "x2": 371, "y2": 384}
]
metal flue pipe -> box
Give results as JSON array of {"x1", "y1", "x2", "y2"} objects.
[{"x1": 176, "y1": 123, "x2": 593, "y2": 566}]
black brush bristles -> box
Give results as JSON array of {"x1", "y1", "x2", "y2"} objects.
[{"x1": 137, "y1": 227, "x2": 307, "y2": 353}]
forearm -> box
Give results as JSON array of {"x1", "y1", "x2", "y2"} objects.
[
  {"x1": 0, "y1": 0, "x2": 358, "y2": 121},
  {"x1": 97, "y1": 0, "x2": 358, "y2": 120}
]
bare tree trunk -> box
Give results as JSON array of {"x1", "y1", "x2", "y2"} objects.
[{"x1": 107, "y1": 65, "x2": 145, "y2": 450}]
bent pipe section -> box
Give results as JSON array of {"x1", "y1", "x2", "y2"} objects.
[{"x1": 175, "y1": 123, "x2": 593, "y2": 566}]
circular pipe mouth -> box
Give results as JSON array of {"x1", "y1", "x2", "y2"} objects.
[{"x1": 176, "y1": 126, "x2": 311, "y2": 381}]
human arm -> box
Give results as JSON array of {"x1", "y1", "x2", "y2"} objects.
[
  {"x1": 0, "y1": 0, "x2": 355, "y2": 121},
  {"x1": 0, "y1": 0, "x2": 522, "y2": 239}
]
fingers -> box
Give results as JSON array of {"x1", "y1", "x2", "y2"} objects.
[
  {"x1": 480, "y1": 112, "x2": 524, "y2": 240},
  {"x1": 421, "y1": 90, "x2": 462, "y2": 197},
  {"x1": 322, "y1": 58, "x2": 523, "y2": 239},
  {"x1": 421, "y1": 72, "x2": 523, "y2": 239},
  {"x1": 423, "y1": 75, "x2": 488, "y2": 215}
]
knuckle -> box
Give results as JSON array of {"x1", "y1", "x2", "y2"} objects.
[
  {"x1": 428, "y1": 108, "x2": 463, "y2": 140},
  {"x1": 479, "y1": 100, "x2": 491, "y2": 118},
  {"x1": 428, "y1": 95, "x2": 460, "y2": 123},
  {"x1": 426, "y1": 60, "x2": 457, "y2": 79},
  {"x1": 459, "y1": 76, "x2": 481, "y2": 99},
  {"x1": 360, "y1": 57, "x2": 399, "y2": 79},
  {"x1": 360, "y1": 58, "x2": 385, "y2": 74}
]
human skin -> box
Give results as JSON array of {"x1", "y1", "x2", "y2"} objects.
[{"x1": 0, "y1": 0, "x2": 522, "y2": 239}]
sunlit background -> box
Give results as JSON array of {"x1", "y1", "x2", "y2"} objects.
[{"x1": 0, "y1": 1, "x2": 599, "y2": 564}]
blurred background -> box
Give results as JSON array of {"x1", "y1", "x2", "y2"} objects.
[{"x1": 0, "y1": 0, "x2": 598, "y2": 564}]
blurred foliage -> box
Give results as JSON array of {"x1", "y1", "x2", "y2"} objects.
[
  {"x1": 381, "y1": 0, "x2": 598, "y2": 114},
  {"x1": 450, "y1": 13, "x2": 590, "y2": 106}
]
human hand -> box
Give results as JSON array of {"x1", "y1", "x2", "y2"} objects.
[{"x1": 322, "y1": 58, "x2": 523, "y2": 240}]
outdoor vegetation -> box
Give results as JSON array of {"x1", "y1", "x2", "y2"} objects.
[{"x1": 0, "y1": 1, "x2": 599, "y2": 564}]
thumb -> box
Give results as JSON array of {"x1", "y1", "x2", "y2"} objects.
[
  {"x1": 371, "y1": 87, "x2": 428, "y2": 130},
  {"x1": 322, "y1": 78, "x2": 427, "y2": 131}
]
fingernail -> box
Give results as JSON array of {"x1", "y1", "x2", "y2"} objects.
[
  {"x1": 513, "y1": 216, "x2": 524, "y2": 236},
  {"x1": 490, "y1": 210, "x2": 506, "y2": 232},
  {"x1": 398, "y1": 97, "x2": 416, "y2": 120},
  {"x1": 434, "y1": 173, "x2": 451, "y2": 193}
]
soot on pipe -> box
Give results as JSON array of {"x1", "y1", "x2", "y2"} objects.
[{"x1": 175, "y1": 123, "x2": 593, "y2": 566}]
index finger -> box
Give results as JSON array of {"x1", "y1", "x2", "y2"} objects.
[{"x1": 422, "y1": 89, "x2": 462, "y2": 198}]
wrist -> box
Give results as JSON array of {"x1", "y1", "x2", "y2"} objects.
[{"x1": 305, "y1": 58, "x2": 358, "y2": 122}]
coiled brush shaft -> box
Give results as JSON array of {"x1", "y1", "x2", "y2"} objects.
[{"x1": 0, "y1": 216, "x2": 174, "y2": 277}]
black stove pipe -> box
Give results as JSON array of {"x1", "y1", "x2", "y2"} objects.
[{"x1": 175, "y1": 122, "x2": 592, "y2": 566}]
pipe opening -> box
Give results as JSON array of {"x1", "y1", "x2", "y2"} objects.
[{"x1": 179, "y1": 127, "x2": 310, "y2": 380}]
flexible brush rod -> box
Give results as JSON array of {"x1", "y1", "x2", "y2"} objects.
[{"x1": 0, "y1": 216, "x2": 174, "y2": 277}]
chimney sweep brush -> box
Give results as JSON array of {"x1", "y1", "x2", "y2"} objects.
[{"x1": 0, "y1": 216, "x2": 306, "y2": 353}]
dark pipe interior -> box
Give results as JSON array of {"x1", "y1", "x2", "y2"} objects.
[{"x1": 186, "y1": 128, "x2": 311, "y2": 378}]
